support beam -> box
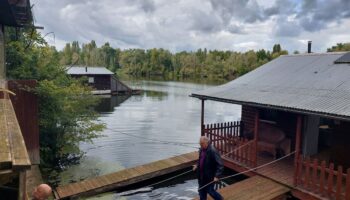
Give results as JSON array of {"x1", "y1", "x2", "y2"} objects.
[
  {"x1": 294, "y1": 115, "x2": 302, "y2": 185},
  {"x1": 254, "y1": 109, "x2": 259, "y2": 167},
  {"x1": 201, "y1": 99, "x2": 205, "y2": 136}
]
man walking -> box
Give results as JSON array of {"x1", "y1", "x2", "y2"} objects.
[{"x1": 193, "y1": 136, "x2": 224, "y2": 200}]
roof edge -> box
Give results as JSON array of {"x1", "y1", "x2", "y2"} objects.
[{"x1": 190, "y1": 94, "x2": 350, "y2": 122}]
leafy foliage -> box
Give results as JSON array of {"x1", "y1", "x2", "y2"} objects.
[
  {"x1": 327, "y1": 43, "x2": 350, "y2": 52},
  {"x1": 5, "y1": 28, "x2": 104, "y2": 169}
]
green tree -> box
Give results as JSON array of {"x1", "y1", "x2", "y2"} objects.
[
  {"x1": 327, "y1": 43, "x2": 350, "y2": 52},
  {"x1": 5, "y1": 27, "x2": 104, "y2": 170}
]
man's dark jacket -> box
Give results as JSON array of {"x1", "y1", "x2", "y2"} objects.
[{"x1": 196, "y1": 144, "x2": 224, "y2": 186}]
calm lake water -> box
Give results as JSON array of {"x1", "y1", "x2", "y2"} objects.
[{"x1": 52, "y1": 78, "x2": 242, "y2": 199}]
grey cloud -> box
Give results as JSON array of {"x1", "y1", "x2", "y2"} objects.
[
  {"x1": 275, "y1": 20, "x2": 301, "y2": 37},
  {"x1": 263, "y1": 0, "x2": 297, "y2": 17},
  {"x1": 297, "y1": 0, "x2": 350, "y2": 32},
  {"x1": 190, "y1": 10, "x2": 223, "y2": 33},
  {"x1": 209, "y1": 0, "x2": 265, "y2": 24},
  {"x1": 138, "y1": 0, "x2": 156, "y2": 13},
  {"x1": 226, "y1": 24, "x2": 246, "y2": 34},
  {"x1": 31, "y1": 0, "x2": 350, "y2": 52}
]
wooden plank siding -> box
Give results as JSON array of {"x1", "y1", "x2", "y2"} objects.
[
  {"x1": 55, "y1": 151, "x2": 198, "y2": 199},
  {"x1": 241, "y1": 105, "x2": 257, "y2": 135},
  {"x1": 8, "y1": 80, "x2": 39, "y2": 164}
]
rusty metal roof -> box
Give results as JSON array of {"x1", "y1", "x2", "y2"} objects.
[
  {"x1": 191, "y1": 52, "x2": 350, "y2": 120},
  {"x1": 67, "y1": 66, "x2": 114, "y2": 75}
]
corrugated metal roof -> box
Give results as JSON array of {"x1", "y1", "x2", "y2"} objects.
[
  {"x1": 67, "y1": 66, "x2": 114, "y2": 75},
  {"x1": 335, "y1": 52, "x2": 350, "y2": 64},
  {"x1": 191, "y1": 52, "x2": 350, "y2": 120}
]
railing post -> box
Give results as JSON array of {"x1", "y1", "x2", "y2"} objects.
[
  {"x1": 201, "y1": 99, "x2": 205, "y2": 136},
  {"x1": 254, "y1": 110, "x2": 259, "y2": 168},
  {"x1": 294, "y1": 115, "x2": 303, "y2": 185},
  {"x1": 240, "y1": 121, "x2": 244, "y2": 137}
]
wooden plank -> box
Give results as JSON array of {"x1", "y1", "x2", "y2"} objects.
[
  {"x1": 0, "y1": 100, "x2": 11, "y2": 169},
  {"x1": 320, "y1": 161, "x2": 326, "y2": 195},
  {"x1": 346, "y1": 168, "x2": 350, "y2": 200},
  {"x1": 327, "y1": 163, "x2": 334, "y2": 198},
  {"x1": 55, "y1": 151, "x2": 197, "y2": 199},
  {"x1": 4, "y1": 100, "x2": 31, "y2": 169},
  {"x1": 193, "y1": 176, "x2": 290, "y2": 200},
  {"x1": 336, "y1": 166, "x2": 343, "y2": 200},
  {"x1": 312, "y1": 159, "x2": 318, "y2": 192}
]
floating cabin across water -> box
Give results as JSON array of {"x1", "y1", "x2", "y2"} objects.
[
  {"x1": 66, "y1": 66, "x2": 133, "y2": 95},
  {"x1": 191, "y1": 51, "x2": 350, "y2": 200}
]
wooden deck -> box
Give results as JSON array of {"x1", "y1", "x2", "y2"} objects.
[
  {"x1": 193, "y1": 176, "x2": 290, "y2": 200},
  {"x1": 256, "y1": 154, "x2": 294, "y2": 186},
  {"x1": 54, "y1": 151, "x2": 198, "y2": 199}
]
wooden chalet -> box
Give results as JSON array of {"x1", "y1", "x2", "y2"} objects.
[
  {"x1": 191, "y1": 52, "x2": 350, "y2": 200},
  {"x1": 67, "y1": 66, "x2": 132, "y2": 95}
]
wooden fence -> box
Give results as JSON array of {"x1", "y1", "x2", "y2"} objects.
[
  {"x1": 295, "y1": 156, "x2": 350, "y2": 200},
  {"x1": 204, "y1": 121, "x2": 255, "y2": 168}
]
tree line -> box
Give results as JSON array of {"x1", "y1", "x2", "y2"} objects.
[
  {"x1": 59, "y1": 41, "x2": 289, "y2": 80},
  {"x1": 59, "y1": 41, "x2": 350, "y2": 80}
]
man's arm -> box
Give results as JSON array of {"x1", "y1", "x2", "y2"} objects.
[
  {"x1": 193, "y1": 149, "x2": 201, "y2": 171},
  {"x1": 213, "y1": 148, "x2": 224, "y2": 178}
]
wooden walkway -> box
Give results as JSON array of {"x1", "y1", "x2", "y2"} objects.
[
  {"x1": 193, "y1": 176, "x2": 290, "y2": 200},
  {"x1": 55, "y1": 151, "x2": 198, "y2": 199}
]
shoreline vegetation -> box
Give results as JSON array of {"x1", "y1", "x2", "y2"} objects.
[{"x1": 4, "y1": 27, "x2": 350, "y2": 185}]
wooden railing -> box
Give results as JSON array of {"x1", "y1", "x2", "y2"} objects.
[
  {"x1": 204, "y1": 121, "x2": 256, "y2": 168},
  {"x1": 295, "y1": 156, "x2": 350, "y2": 200}
]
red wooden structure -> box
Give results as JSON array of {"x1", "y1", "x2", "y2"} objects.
[{"x1": 202, "y1": 115, "x2": 350, "y2": 200}]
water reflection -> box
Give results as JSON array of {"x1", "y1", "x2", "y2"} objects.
[
  {"x1": 95, "y1": 95, "x2": 132, "y2": 113},
  {"x1": 50, "y1": 79, "x2": 242, "y2": 199}
]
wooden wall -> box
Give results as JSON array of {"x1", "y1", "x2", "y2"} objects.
[
  {"x1": 241, "y1": 105, "x2": 258, "y2": 135},
  {"x1": 71, "y1": 75, "x2": 112, "y2": 90},
  {"x1": 8, "y1": 80, "x2": 39, "y2": 164}
]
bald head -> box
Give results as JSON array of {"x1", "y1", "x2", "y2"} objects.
[
  {"x1": 199, "y1": 136, "x2": 210, "y2": 149},
  {"x1": 32, "y1": 184, "x2": 52, "y2": 200}
]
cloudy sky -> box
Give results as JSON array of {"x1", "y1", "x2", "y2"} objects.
[{"x1": 31, "y1": 0, "x2": 350, "y2": 53}]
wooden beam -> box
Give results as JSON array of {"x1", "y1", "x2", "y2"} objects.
[
  {"x1": 201, "y1": 99, "x2": 205, "y2": 136},
  {"x1": 294, "y1": 115, "x2": 302, "y2": 185}
]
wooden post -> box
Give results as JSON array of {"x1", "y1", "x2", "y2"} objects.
[
  {"x1": 18, "y1": 171, "x2": 27, "y2": 200},
  {"x1": 254, "y1": 109, "x2": 259, "y2": 167},
  {"x1": 294, "y1": 115, "x2": 303, "y2": 186},
  {"x1": 201, "y1": 99, "x2": 205, "y2": 136}
]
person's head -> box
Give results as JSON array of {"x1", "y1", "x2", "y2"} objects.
[
  {"x1": 32, "y1": 184, "x2": 52, "y2": 200},
  {"x1": 199, "y1": 136, "x2": 210, "y2": 149}
]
